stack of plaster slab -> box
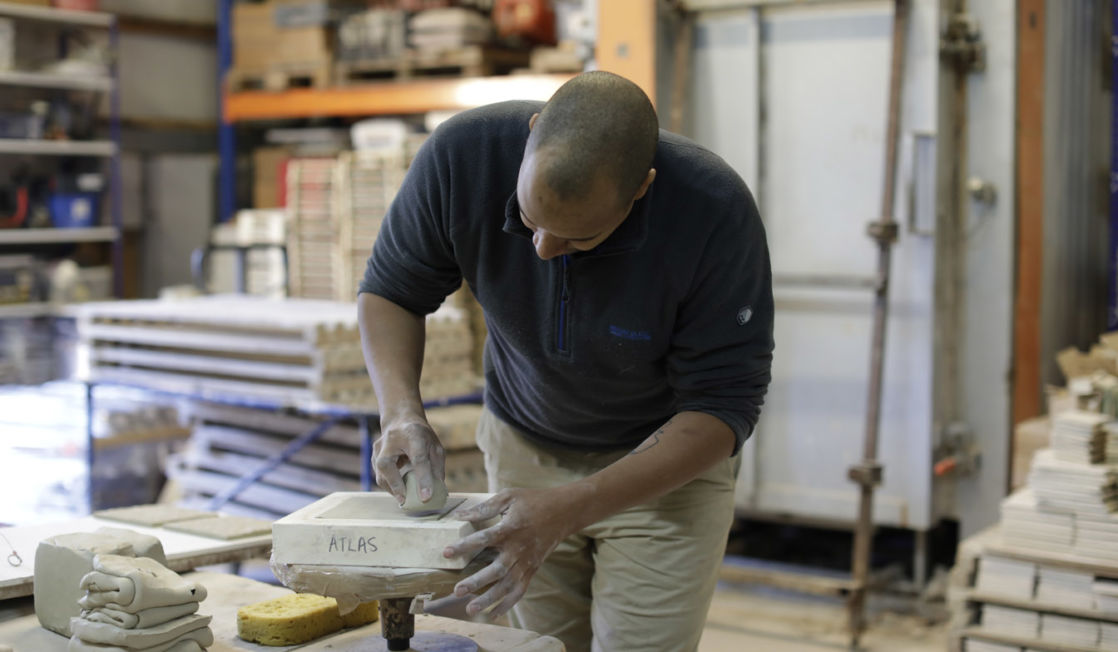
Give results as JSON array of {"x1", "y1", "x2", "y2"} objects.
[
  {"x1": 1102, "y1": 621, "x2": 1118, "y2": 648},
  {"x1": 70, "y1": 553, "x2": 213, "y2": 651},
  {"x1": 77, "y1": 296, "x2": 478, "y2": 407},
  {"x1": 1035, "y1": 566, "x2": 1095, "y2": 610},
  {"x1": 1029, "y1": 448, "x2": 1118, "y2": 562},
  {"x1": 962, "y1": 642, "x2": 1021, "y2": 652},
  {"x1": 999, "y1": 490, "x2": 1075, "y2": 554},
  {"x1": 1038, "y1": 613, "x2": 1099, "y2": 648},
  {"x1": 1050, "y1": 411, "x2": 1113, "y2": 465},
  {"x1": 975, "y1": 555, "x2": 1036, "y2": 598},
  {"x1": 1096, "y1": 578, "x2": 1118, "y2": 614},
  {"x1": 981, "y1": 604, "x2": 1039, "y2": 638}
]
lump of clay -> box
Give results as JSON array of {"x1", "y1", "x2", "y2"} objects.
[
  {"x1": 401, "y1": 470, "x2": 448, "y2": 515},
  {"x1": 35, "y1": 533, "x2": 135, "y2": 637},
  {"x1": 94, "y1": 527, "x2": 167, "y2": 566}
]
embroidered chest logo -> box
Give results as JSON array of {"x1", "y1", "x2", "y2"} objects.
[
  {"x1": 609, "y1": 325, "x2": 652, "y2": 342},
  {"x1": 737, "y1": 306, "x2": 753, "y2": 326}
]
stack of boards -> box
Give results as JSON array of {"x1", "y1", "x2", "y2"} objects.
[
  {"x1": 999, "y1": 411, "x2": 1118, "y2": 563},
  {"x1": 76, "y1": 296, "x2": 479, "y2": 408},
  {"x1": 169, "y1": 401, "x2": 487, "y2": 520},
  {"x1": 949, "y1": 409, "x2": 1118, "y2": 651}
]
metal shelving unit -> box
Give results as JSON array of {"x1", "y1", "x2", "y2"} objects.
[
  {"x1": 0, "y1": 226, "x2": 118, "y2": 245},
  {"x1": 215, "y1": 0, "x2": 573, "y2": 221},
  {"x1": 0, "y1": 139, "x2": 116, "y2": 156},
  {"x1": 0, "y1": 302, "x2": 52, "y2": 319},
  {"x1": 0, "y1": 70, "x2": 113, "y2": 92},
  {"x1": 0, "y1": 1, "x2": 123, "y2": 298}
]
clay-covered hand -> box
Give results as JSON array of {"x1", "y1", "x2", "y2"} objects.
[
  {"x1": 373, "y1": 419, "x2": 445, "y2": 505},
  {"x1": 444, "y1": 487, "x2": 582, "y2": 618}
]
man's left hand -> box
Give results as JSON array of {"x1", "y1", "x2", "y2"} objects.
[{"x1": 443, "y1": 486, "x2": 584, "y2": 618}]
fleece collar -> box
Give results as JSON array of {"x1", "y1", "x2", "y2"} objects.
[{"x1": 502, "y1": 183, "x2": 653, "y2": 259}]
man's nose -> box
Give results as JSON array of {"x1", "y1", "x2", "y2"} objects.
[{"x1": 533, "y1": 231, "x2": 567, "y2": 260}]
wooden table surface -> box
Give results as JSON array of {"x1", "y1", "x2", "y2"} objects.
[{"x1": 0, "y1": 571, "x2": 563, "y2": 651}]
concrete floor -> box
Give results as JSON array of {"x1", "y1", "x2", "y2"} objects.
[{"x1": 700, "y1": 584, "x2": 947, "y2": 651}]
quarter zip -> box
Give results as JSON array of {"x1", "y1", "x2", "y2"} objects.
[{"x1": 557, "y1": 254, "x2": 571, "y2": 355}]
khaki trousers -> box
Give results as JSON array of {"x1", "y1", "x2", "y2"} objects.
[{"x1": 475, "y1": 408, "x2": 739, "y2": 652}]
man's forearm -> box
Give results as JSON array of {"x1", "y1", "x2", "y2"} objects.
[
  {"x1": 557, "y1": 411, "x2": 737, "y2": 535},
  {"x1": 357, "y1": 292, "x2": 427, "y2": 425}
]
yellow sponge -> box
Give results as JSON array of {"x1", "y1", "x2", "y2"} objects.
[{"x1": 237, "y1": 593, "x2": 379, "y2": 646}]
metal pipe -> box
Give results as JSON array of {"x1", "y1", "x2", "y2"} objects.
[{"x1": 847, "y1": 0, "x2": 909, "y2": 643}]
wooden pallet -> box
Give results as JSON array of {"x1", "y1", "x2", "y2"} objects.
[
  {"x1": 226, "y1": 62, "x2": 332, "y2": 92},
  {"x1": 335, "y1": 46, "x2": 530, "y2": 84}
]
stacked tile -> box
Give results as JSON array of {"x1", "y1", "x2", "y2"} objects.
[
  {"x1": 286, "y1": 158, "x2": 346, "y2": 301},
  {"x1": 981, "y1": 604, "x2": 1039, "y2": 638},
  {"x1": 71, "y1": 554, "x2": 212, "y2": 651},
  {"x1": 999, "y1": 489, "x2": 1075, "y2": 554},
  {"x1": 1029, "y1": 449, "x2": 1118, "y2": 515},
  {"x1": 1039, "y1": 614, "x2": 1099, "y2": 648},
  {"x1": 975, "y1": 555, "x2": 1036, "y2": 598},
  {"x1": 337, "y1": 149, "x2": 409, "y2": 302},
  {"x1": 1050, "y1": 411, "x2": 1111, "y2": 464},
  {"x1": 1095, "y1": 579, "x2": 1118, "y2": 614},
  {"x1": 1035, "y1": 567, "x2": 1095, "y2": 610},
  {"x1": 1102, "y1": 622, "x2": 1118, "y2": 648},
  {"x1": 962, "y1": 642, "x2": 1019, "y2": 652}
]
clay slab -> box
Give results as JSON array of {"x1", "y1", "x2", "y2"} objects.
[
  {"x1": 94, "y1": 505, "x2": 217, "y2": 527},
  {"x1": 271, "y1": 492, "x2": 493, "y2": 570},
  {"x1": 165, "y1": 516, "x2": 272, "y2": 540}
]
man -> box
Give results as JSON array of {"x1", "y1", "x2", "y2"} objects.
[{"x1": 358, "y1": 71, "x2": 772, "y2": 651}]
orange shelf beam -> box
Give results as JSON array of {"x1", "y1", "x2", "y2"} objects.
[{"x1": 224, "y1": 74, "x2": 575, "y2": 122}]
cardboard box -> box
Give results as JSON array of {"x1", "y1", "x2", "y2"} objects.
[
  {"x1": 233, "y1": 2, "x2": 333, "y2": 70},
  {"x1": 253, "y1": 147, "x2": 291, "y2": 209}
]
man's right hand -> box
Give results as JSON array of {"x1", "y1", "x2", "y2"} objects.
[{"x1": 373, "y1": 419, "x2": 446, "y2": 505}]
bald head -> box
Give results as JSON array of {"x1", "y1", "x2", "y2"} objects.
[{"x1": 527, "y1": 71, "x2": 659, "y2": 208}]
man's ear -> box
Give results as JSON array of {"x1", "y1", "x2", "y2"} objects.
[
  {"x1": 529, "y1": 113, "x2": 539, "y2": 130},
  {"x1": 632, "y1": 169, "x2": 656, "y2": 201}
]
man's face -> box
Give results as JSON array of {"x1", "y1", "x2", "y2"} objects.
[{"x1": 515, "y1": 149, "x2": 632, "y2": 260}]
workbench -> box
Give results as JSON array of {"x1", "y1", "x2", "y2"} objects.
[
  {"x1": 0, "y1": 571, "x2": 563, "y2": 651},
  {"x1": 0, "y1": 515, "x2": 270, "y2": 600}
]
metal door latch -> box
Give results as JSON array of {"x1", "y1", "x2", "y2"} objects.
[{"x1": 940, "y1": 13, "x2": 985, "y2": 72}]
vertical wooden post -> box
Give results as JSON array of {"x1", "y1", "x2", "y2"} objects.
[
  {"x1": 1012, "y1": 0, "x2": 1045, "y2": 432},
  {"x1": 597, "y1": 0, "x2": 657, "y2": 107}
]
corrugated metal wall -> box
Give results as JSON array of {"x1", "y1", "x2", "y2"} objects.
[{"x1": 1040, "y1": 0, "x2": 1112, "y2": 384}]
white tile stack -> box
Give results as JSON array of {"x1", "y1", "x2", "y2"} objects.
[
  {"x1": 976, "y1": 555, "x2": 1036, "y2": 598},
  {"x1": 1050, "y1": 411, "x2": 1112, "y2": 465},
  {"x1": 286, "y1": 158, "x2": 345, "y2": 301},
  {"x1": 981, "y1": 605, "x2": 1039, "y2": 638},
  {"x1": 1095, "y1": 579, "x2": 1118, "y2": 615},
  {"x1": 1036, "y1": 567, "x2": 1096, "y2": 610},
  {"x1": 953, "y1": 409, "x2": 1118, "y2": 651},
  {"x1": 1101, "y1": 622, "x2": 1118, "y2": 648},
  {"x1": 963, "y1": 641, "x2": 1020, "y2": 652},
  {"x1": 1039, "y1": 613, "x2": 1099, "y2": 648},
  {"x1": 999, "y1": 490, "x2": 1075, "y2": 555},
  {"x1": 999, "y1": 411, "x2": 1118, "y2": 563}
]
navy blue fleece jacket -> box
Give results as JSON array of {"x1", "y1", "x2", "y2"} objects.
[{"x1": 359, "y1": 101, "x2": 773, "y2": 454}]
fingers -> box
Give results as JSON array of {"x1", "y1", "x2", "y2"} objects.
[
  {"x1": 443, "y1": 523, "x2": 500, "y2": 560},
  {"x1": 373, "y1": 453, "x2": 406, "y2": 502},
  {"x1": 465, "y1": 567, "x2": 527, "y2": 619},
  {"x1": 453, "y1": 557, "x2": 507, "y2": 598},
  {"x1": 452, "y1": 491, "x2": 511, "y2": 523},
  {"x1": 405, "y1": 439, "x2": 436, "y2": 502}
]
